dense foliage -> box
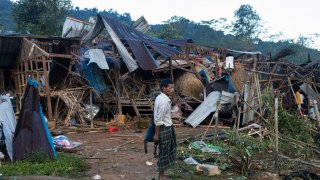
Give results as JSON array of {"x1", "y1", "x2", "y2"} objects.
[{"x1": 12, "y1": 0, "x2": 72, "y2": 35}]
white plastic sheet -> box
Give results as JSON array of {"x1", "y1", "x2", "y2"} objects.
[
  {"x1": 0, "y1": 96, "x2": 17, "y2": 161},
  {"x1": 225, "y1": 56, "x2": 234, "y2": 69},
  {"x1": 84, "y1": 49, "x2": 109, "y2": 70}
]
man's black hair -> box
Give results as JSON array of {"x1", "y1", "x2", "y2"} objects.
[{"x1": 160, "y1": 79, "x2": 173, "y2": 90}]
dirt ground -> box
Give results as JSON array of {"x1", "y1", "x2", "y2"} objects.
[{"x1": 67, "y1": 126, "x2": 205, "y2": 180}]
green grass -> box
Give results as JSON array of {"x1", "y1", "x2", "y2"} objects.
[{"x1": 0, "y1": 152, "x2": 88, "y2": 178}]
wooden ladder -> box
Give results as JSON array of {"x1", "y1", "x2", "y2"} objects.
[{"x1": 130, "y1": 99, "x2": 153, "y2": 119}]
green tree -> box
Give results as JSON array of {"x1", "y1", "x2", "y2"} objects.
[
  {"x1": 12, "y1": 0, "x2": 71, "y2": 35},
  {"x1": 232, "y1": 4, "x2": 262, "y2": 40},
  {"x1": 150, "y1": 16, "x2": 186, "y2": 40}
]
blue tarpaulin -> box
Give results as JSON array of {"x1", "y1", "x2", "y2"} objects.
[
  {"x1": 82, "y1": 59, "x2": 109, "y2": 93},
  {"x1": 13, "y1": 79, "x2": 56, "y2": 161}
]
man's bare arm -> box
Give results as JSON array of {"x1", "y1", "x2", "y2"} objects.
[{"x1": 154, "y1": 125, "x2": 160, "y2": 142}]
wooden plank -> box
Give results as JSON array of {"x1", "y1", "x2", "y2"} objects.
[
  {"x1": 152, "y1": 64, "x2": 190, "y2": 73},
  {"x1": 137, "y1": 84, "x2": 146, "y2": 99},
  {"x1": 172, "y1": 64, "x2": 193, "y2": 73},
  {"x1": 49, "y1": 53, "x2": 73, "y2": 59},
  {"x1": 130, "y1": 99, "x2": 141, "y2": 117},
  {"x1": 42, "y1": 56, "x2": 53, "y2": 126}
]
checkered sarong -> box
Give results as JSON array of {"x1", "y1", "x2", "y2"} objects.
[{"x1": 158, "y1": 125, "x2": 176, "y2": 171}]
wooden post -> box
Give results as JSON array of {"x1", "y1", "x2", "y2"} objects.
[
  {"x1": 236, "y1": 106, "x2": 241, "y2": 137},
  {"x1": 243, "y1": 83, "x2": 249, "y2": 125},
  {"x1": 42, "y1": 56, "x2": 53, "y2": 127},
  {"x1": 214, "y1": 102, "x2": 220, "y2": 143},
  {"x1": 274, "y1": 97, "x2": 279, "y2": 174},
  {"x1": 114, "y1": 63, "x2": 122, "y2": 115},
  {"x1": 90, "y1": 89, "x2": 93, "y2": 129},
  {"x1": 169, "y1": 58, "x2": 174, "y2": 82}
]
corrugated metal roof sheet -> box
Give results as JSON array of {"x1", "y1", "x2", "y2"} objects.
[
  {"x1": 83, "y1": 14, "x2": 180, "y2": 71},
  {"x1": 131, "y1": 16, "x2": 151, "y2": 33},
  {"x1": 104, "y1": 15, "x2": 180, "y2": 70}
]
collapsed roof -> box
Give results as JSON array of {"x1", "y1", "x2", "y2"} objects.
[{"x1": 82, "y1": 14, "x2": 181, "y2": 71}]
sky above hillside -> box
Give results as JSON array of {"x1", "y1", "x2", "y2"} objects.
[{"x1": 72, "y1": 0, "x2": 320, "y2": 49}]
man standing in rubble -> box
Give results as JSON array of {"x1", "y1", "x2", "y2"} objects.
[{"x1": 154, "y1": 79, "x2": 176, "y2": 180}]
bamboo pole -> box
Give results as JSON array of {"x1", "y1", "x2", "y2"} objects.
[
  {"x1": 201, "y1": 114, "x2": 215, "y2": 142},
  {"x1": 201, "y1": 101, "x2": 220, "y2": 142},
  {"x1": 236, "y1": 106, "x2": 241, "y2": 137},
  {"x1": 214, "y1": 102, "x2": 221, "y2": 143},
  {"x1": 246, "y1": 62, "x2": 255, "y2": 126},
  {"x1": 254, "y1": 71, "x2": 263, "y2": 116},
  {"x1": 243, "y1": 100, "x2": 269, "y2": 124},
  {"x1": 274, "y1": 97, "x2": 279, "y2": 174},
  {"x1": 114, "y1": 63, "x2": 122, "y2": 115},
  {"x1": 90, "y1": 89, "x2": 93, "y2": 129}
]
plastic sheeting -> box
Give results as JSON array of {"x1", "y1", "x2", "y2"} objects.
[
  {"x1": 0, "y1": 95, "x2": 16, "y2": 161},
  {"x1": 83, "y1": 61, "x2": 109, "y2": 93},
  {"x1": 13, "y1": 79, "x2": 56, "y2": 161},
  {"x1": 53, "y1": 135, "x2": 82, "y2": 149},
  {"x1": 83, "y1": 49, "x2": 109, "y2": 70},
  {"x1": 185, "y1": 91, "x2": 221, "y2": 127},
  {"x1": 83, "y1": 15, "x2": 138, "y2": 72}
]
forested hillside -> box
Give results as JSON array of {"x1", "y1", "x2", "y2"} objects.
[
  {"x1": 0, "y1": 0, "x2": 15, "y2": 30},
  {"x1": 1, "y1": 0, "x2": 319, "y2": 64}
]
